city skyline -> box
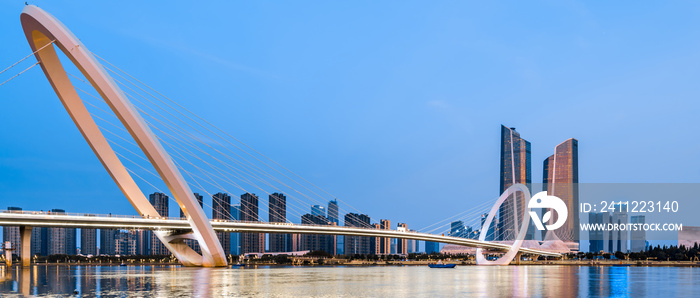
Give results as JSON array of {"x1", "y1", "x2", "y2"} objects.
[
  {"x1": 1, "y1": 1, "x2": 698, "y2": 236},
  {"x1": 2, "y1": 3, "x2": 699, "y2": 296}
]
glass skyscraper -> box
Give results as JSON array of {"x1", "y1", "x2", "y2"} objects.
[
  {"x1": 449, "y1": 220, "x2": 471, "y2": 238},
  {"x1": 327, "y1": 200, "x2": 339, "y2": 224},
  {"x1": 498, "y1": 125, "x2": 531, "y2": 241},
  {"x1": 425, "y1": 241, "x2": 440, "y2": 254},
  {"x1": 311, "y1": 205, "x2": 326, "y2": 217},
  {"x1": 328, "y1": 199, "x2": 340, "y2": 254},
  {"x1": 542, "y1": 138, "x2": 579, "y2": 246}
]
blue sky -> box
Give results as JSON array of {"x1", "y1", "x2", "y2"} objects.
[{"x1": 1, "y1": 1, "x2": 699, "y2": 233}]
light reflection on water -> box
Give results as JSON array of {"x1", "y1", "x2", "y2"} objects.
[{"x1": 0, "y1": 265, "x2": 698, "y2": 297}]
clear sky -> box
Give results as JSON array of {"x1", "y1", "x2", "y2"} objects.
[{"x1": 1, "y1": 1, "x2": 699, "y2": 233}]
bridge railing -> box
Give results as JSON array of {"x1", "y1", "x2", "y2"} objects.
[
  {"x1": 0, "y1": 210, "x2": 425, "y2": 233},
  {"x1": 0, "y1": 210, "x2": 170, "y2": 220}
]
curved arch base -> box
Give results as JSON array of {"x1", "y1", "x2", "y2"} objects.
[
  {"x1": 476, "y1": 184, "x2": 531, "y2": 265},
  {"x1": 155, "y1": 231, "x2": 207, "y2": 266}
]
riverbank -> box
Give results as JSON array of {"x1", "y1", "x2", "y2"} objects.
[{"x1": 2, "y1": 259, "x2": 699, "y2": 267}]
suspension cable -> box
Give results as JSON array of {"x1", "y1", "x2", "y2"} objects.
[{"x1": 0, "y1": 40, "x2": 55, "y2": 76}]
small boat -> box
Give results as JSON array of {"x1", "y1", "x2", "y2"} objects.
[
  {"x1": 428, "y1": 261, "x2": 456, "y2": 268},
  {"x1": 231, "y1": 263, "x2": 245, "y2": 268},
  {"x1": 119, "y1": 263, "x2": 127, "y2": 267}
]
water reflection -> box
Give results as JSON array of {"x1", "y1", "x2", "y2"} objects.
[{"x1": 0, "y1": 265, "x2": 698, "y2": 296}]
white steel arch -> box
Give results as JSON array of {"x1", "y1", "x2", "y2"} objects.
[
  {"x1": 20, "y1": 5, "x2": 227, "y2": 267},
  {"x1": 476, "y1": 183, "x2": 531, "y2": 265}
]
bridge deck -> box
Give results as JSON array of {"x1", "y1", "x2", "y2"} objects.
[{"x1": 0, "y1": 211, "x2": 561, "y2": 257}]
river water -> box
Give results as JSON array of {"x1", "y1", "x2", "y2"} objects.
[{"x1": 1, "y1": 265, "x2": 698, "y2": 297}]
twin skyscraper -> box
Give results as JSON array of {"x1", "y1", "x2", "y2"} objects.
[{"x1": 498, "y1": 125, "x2": 579, "y2": 248}]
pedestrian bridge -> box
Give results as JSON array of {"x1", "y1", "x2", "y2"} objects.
[{"x1": 0, "y1": 210, "x2": 561, "y2": 266}]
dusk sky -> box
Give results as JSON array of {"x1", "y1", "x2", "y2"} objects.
[{"x1": 1, "y1": 1, "x2": 699, "y2": 234}]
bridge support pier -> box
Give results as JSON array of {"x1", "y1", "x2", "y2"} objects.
[
  {"x1": 514, "y1": 252, "x2": 522, "y2": 265},
  {"x1": 20, "y1": 226, "x2": 32, "y2": 267},
  {"x1": 19, "y1": 267, "x2": 30, "y2": 296}
]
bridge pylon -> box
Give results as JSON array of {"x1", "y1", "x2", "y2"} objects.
[{"x1": 19, "y1": 5, "x2": 227, "y2": 267}]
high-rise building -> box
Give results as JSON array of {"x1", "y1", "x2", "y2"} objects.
[
  {"x1": 327, "y1": 200, "x2": 340, "y2": 254},
  {"x1": 269, "y1": 193, "x2": 287, "y2": 252},
  {"x1": 31, "y1": 226, "x2": 49, "y2": 256},
  {"x1": 370, "y1": 223, "x2": 381, "y2": 255},
  {"x1": 240, "y1": 193, "x2": 264, "y2": 254},
  {"x1": 406, "y1": 230, "x2": 418, "y2": 253},
  {"x1": 213, "y1": 192, "x2": 231, "y2": 253},
  {"x1": 149, "y1": 192, "x2": 169, "y2": 218},
  {"x1": 499, "y1": 125, "x2": 531, "y2": 241},
  {"x1": 611, "y1": 205, "x2": 628, "y2": 253},
  {"x1": 80, "y1": 228, "x2": 97, "y2": 255},
  {"x1": 589, "y1": 207, "x2": 628, "y2": 253},
  {"x1": 48, "y1": 209, "x2": 66, "y2": 255},
  {"x1": 588, "y1": 212, "x2": 607, "y2": 253},
  {"x1": 450, "y1": 220, "x2": 470, "y2": 238},
  {"x1": 406, "y1": 239, "x2": 415, "y2": 253},
  {"x1": 46, "y1": 209, "x2": 76, "y2": 255},
  {"x1": 542, "y1": 138, "x2": 579, "y2": 246},
  {"x1": 311, "y1": 205, "x2": 326, "y2": 217},
  {"x1": 231, "y1": 204, "x2": 241, "y2": 255},
  {"x1": 327, "y1": 200, "x2": 339, "y2": 224},
  {"x1": 149, "y1": 193, "x2": 169, "y2": 255},
  {"x1": 301, "y1": 214, "x2": 336, "y2": 255},
  {"x1": 100, "y1": 229, "x2": 117, "y2": 255},
  {"x1": 425, "y1": 241, "x2": 440, "y2": 254},
  {"x1": 286, "y1": 233, "x2": 301, "y2": 252},
  {"x1": 344, "y1": 213, "x2": 371, "y2": 255},
  {"x1": 378, "y1": 219, "x2": 391, "y2": 255},
  {"x1": 115, "y1": 231, "x2": 137, "y2": 255},
  {"x1": 132, "y1": 229, "x2": 149, "y2": 255},
  {"x1": 337, "y1": 235, "x2": 344, "y2": 255},
  {"x1": 66, "y1": 225, "x2": 77, "y2": 255},
  {"x1": 396, "y1": 223, "x2": 408, "y2": 255},
  {"x1": 3, "y1": 207, "x2": 22, "y2": 256},
  {"x1": 630, "y1": 216, "x2": 646, "y2": 252}
]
